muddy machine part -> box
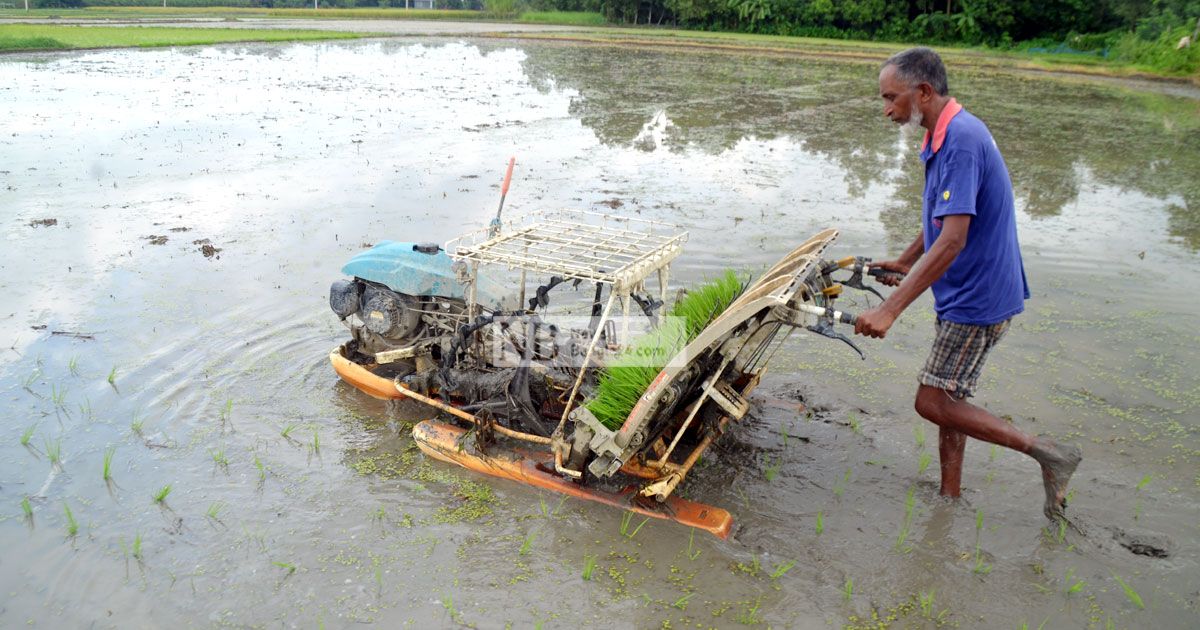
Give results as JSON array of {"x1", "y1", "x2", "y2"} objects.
[{"x1": 329, "y1": 211, "x2": 884, "y2": 537}]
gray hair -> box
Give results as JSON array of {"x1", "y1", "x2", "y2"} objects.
[{"x1": 882, "y1": 47, "x2": 949, "y2": 96}]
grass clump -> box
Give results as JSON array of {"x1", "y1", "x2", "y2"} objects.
[
  {"x1": 153, "y1": 484, "x2": 172, "y2": 504},
  {"x1": 586, "y1": 270, "x2": 744, "y2": 430}
]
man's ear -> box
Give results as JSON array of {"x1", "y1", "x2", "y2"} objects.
[{"x1": 917, "y1": 82, "x2": 934, "y2": 103}]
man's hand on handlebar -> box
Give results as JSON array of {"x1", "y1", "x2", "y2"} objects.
[
  {"x1": 854, "y1": 306, "x2": 896, "y2": 339},
  {"x1": 867, "y1": 260, "x2": 910, "y2": 287}
]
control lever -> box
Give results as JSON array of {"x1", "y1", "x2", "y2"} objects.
[
  {"x1": 840, "y1": 257, "x2": 907, "y2": 300},
  {"x1": 795, "y1": 304, "x2": 865, "y2": 360}
]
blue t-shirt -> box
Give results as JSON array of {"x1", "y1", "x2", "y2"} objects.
[{"x1": 920, "y1": 103, "x2": 1030, "y2": 326}]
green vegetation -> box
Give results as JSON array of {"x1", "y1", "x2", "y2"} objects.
[
  {"x1": 1112, "y1": 573, "x2": 1145, "y2": 609},
  {"x1": 20, "y1": 423, "x2": 36, "y2": 447},
  {"x1": 894, "y1": 486, "x2": 916, "y2": 552},
  {"x1": 107, "y1": 365, "x2": 117, "y2": 386},
  {"x1": 685, "y1": 529, "x2": 701, "y2": 559},
  {"x1": 0, "y1": 24, "x2": 364, "y2": 52},
  {"x1": 582, "y1": 553, "x2": 598, "y2": 580},
  {"x1": 769, "y1": 559, "x2": 795, "y2": 579},
  {"x1": 815, "y1": 510, "x2": 824, "y2": 535},
  {"x1": 102, "y1": 446, "x2": 115, "y2": 481},
  {"x1": 206, "y1": 501, "x2": 225, "y2": 520},
  {"x1": 587, "y1": 270, "x2": 743, "y2": 430},
  {"x1": 619, "y1": 510, "x2": 649, "y2": 538},
  {"x1": 44, "y1": 437, "x2": 63, "y2": 468},
  {"x1": 518, "y1": 531, "x2": 535, "y2": 556},
  {"x1": 519, "y1": 10, "x2": 605, "y2": 26},
  {"x1": 843, "y1": 576, "x2": 853, "y2": 602},
  {"x1": 63, "y1": 501, "x2": 78, "y2": 537},
  {"x1": 131, "y1": 532, "x2": 143, "y2": 559},
  {"x1": 21, "y1": 497, "x2": 33, "y2": 521},
  {"x1": 153, "y1": 484, "x2": 172, "y2": 503}
]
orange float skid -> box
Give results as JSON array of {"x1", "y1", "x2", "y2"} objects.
[
  {"x1": 412, "y1": 420, "x2": 734, "y2": 539},
  {"x1": 329, "y1": 346, "x2": 406, "y2": 400}
]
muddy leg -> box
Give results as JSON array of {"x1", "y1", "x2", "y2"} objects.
[
  {"x1": 938, "y1": 427, "x2": 967, "y2": 497},
  {"x1": 1029, "y1": 438, "x2": 1083, "y2": 521}
]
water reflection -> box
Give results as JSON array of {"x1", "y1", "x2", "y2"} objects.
[{"x1": 516, "y1": 42, "x2": 1200, "y2": 249}]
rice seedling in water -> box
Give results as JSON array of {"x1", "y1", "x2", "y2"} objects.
[
  {"x1": 770, "y1": 559, "x2": 796, "y2": 579},
  {"x1": 989, "y1": 444, "x2": 997, "y2": 462},
  {"x1": 22, "y1": 368, "x2": 40, "y2": 389},
  {"x1": 254, "y1": 455, "x2": 266, "y2": 482},
  {"x1": 281, "y1": 423, "x2": 299, "y2": 439},
  {"x1": 619, "y1": 511, "x2": 649, "y2": 538},
  {"x1": 736, "y1": 599, "x2": 762, "y2": 625},
  {"x1": 843, "y1": 577, "x2": 853, "y2": 602},
  {"x1": 206, "y1": 501, "x2": 225, "y2": 520},
  {"x1": 20, "y1": 423, "x2": 36, "y2": 447},
  {"x1": 815, "y1": 510, "x2": 824, "y2": 536},
  {"x1": 685, "y1": 529, "x2": 701, "y2": 560},
  {"x1": 1133, "y1": 474, "x2": 1152, "y2": 520},
  {"x1": 582, "y1": 554, "x2": 597, "y2": 580},
  {"x1": 847, "y1": 412, "x2": 861, "y2": 435},
  {"x1": 894, "y1": 487, "x2": 916, "y2": 552},
  {"x1": 78, "y1": 396, "x2": 93, "y2": 421},
  {"x1": 763, "y1": 455, "x2": 783, "y2": 482},
  {"x1": 130, "y1": 412, "x2": 145, "y2": 435},
  {"x1": 153, "y1": 484, "x2": 172, "y2": 503},
  {"x1": 68, "y1": 355, "x2": 79, "y2": 376},
  {"x1": 210, "y1": 448, "x2": 229, "y2": 468},
  {"x1": 312, "y1": 429, "x2": 320, "y2": 452},
  {"x1": 22, "y1": 497, "x2": 33, "y2": 521},
  {"x1": 919, "y1": 590, "x2": 935, "y2": 618},
  {"x1": 273, "y1": 561, "x2": 297, "y2": 575},
  {"x1": 1063, "y1": 567, "x2": 1086, "y2": 596},
  {"x1": 219, "y1": 398, "x2": 233, "y2": 423},
  {"x1": 917, "y1": 452, "x2": 932, "y2": 474},
  {"x1": 63, "y1": 501, "x2": 78, "y2": 537},
  {"x1": 913, "y1": 424, "x2": 926, "y2": 450},
  {"x1": 1112, "y1": 573, "x2": 1144, "y2": 609},
  {"x1": 132, "y1": 532, "x2": 142, "y2": 559},
  {"x1": 44, "y1": 437, "x2": 63, "y2": 468},
  {"x1": 102, "y1": 447, "x2": 115, "y2": 481},
  {"x1": 672, "y1": 592, "x2": 695, "y2": 610},
  {"x1": 107, "y1": 366, "x2": 117, "y2": 385},
  {"x1": 50, "y1": 383, "x2": 68, "y2": 410},
  {"x1": 519, "y1": 531, "x2": 535, "y2": 556},
  {"x1": 587, "y1": 271, "x2": 743, "y2": 430}
]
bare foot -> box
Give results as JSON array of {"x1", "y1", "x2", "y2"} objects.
[{"x1": 1030, "y1": 438, "x2": 1082, "y2": 520}]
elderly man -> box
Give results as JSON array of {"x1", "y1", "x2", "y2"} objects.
[{"x1": 854, "y1": 47, "x2": 1081, "y2": 520}]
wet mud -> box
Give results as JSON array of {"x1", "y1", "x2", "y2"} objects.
[{"x1": 0, "y1": 36, "x2": 1197, "y2": 628}]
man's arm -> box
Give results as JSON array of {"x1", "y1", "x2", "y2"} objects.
[{"x1": 854, "y1": 215, "x2": 971, "y2": 338}]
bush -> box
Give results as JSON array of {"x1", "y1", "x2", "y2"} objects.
[{"x1": 1110, "y1": 25, "x2": 1200, "y2": 75}]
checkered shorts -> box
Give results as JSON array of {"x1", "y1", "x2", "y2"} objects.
[{"x1": 919, "y1": 318, "x2": 1012, "y2": 399}]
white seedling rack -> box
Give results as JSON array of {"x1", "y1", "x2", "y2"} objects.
[{"x1": 445, "y1": 210, "x2": 689, "y2": 443}]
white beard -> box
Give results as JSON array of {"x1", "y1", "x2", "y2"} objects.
[{"x1": 902, "y1": 106, "x2": 925, "y2": 132}]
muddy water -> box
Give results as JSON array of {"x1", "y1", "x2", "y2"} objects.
[{"x1": 1, "y1": 37, "x2": 1197, "y2": 628}]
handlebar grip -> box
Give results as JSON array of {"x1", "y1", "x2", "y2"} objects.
[
  {"x1": 867, "y1": 267, "x2": 905, "y2": 282},
  {"x1": 501, "y1": 156, "x2": 515, "y2": 196},
  {"x1": 838, "y1": 311, "x2": 858, "y2": 326}
]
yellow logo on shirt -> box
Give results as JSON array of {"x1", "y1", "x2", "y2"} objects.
[{"x1": 942, "y1": 190, "x2": 951, "y2": 201}]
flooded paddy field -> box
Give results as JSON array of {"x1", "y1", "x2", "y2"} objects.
[{"x1": 1, "y1": 36, "x2": 1197, "y2": 628}]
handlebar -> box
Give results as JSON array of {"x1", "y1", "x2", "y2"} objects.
[{"x1": 796, "y1": 304, "x2": 857, "y2": 326}]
